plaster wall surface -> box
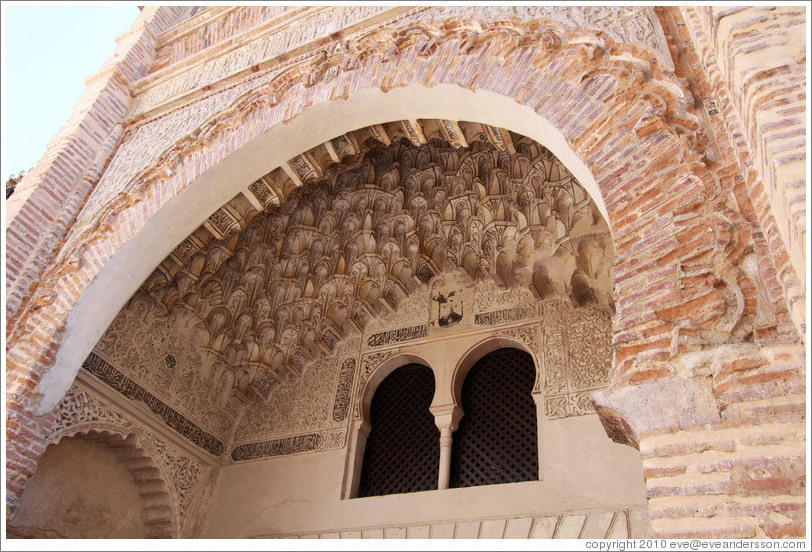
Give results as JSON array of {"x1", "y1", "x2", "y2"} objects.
[
  {"x1": 8, "y1": 437, "x2": 147, "y2": 538},
  {"x1": 202, "y1": 414, "x2": 648, "y2": 538}
]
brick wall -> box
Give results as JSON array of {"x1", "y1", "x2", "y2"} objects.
[
  {"x1": 5, "y1": 6, "x2": 182, "y2": 321},
  {"x1": 680, "y1": 6, "x2": 806, "y2": 336}
]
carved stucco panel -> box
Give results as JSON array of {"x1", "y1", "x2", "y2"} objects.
[
  {"x1": 540, "y1": 299, "x2": 612, "y2": 418},
  {"x1": 94, "y1": 295, "x2": 232, "y2": 438},
  {"x1": 50, "y1": 385, "x2": 134, "y2": 438},
  {"x1": 363, "y1": 287, "x2": 431, "y2": 338},
  {"x1": 81, "y1": 76, "x2": 268, "y2": 222},
  {"x1": 233, "y1": 350, "x2": 339, "y2": 443}
]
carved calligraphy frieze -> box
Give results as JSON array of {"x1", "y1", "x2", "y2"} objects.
[
  {"x1": 82, "y1": 352, "x2": 225, "y2": 456},
  {"x1": 367, "y1": 324, "x2": 428, "y2": 348},
  {"x1": 332, "y1": 358, "x2": 357, "y2": 423},
  {"x1": 475, "y1": 306, "x2": 536, "y2": 326},
  {"x1": 230, "y1": 432, "x2": 325, "y2": 462}
]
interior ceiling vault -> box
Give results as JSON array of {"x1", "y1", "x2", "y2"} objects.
[{"x1": 124, "y1": 119, "x2": 614, "y2": 410}]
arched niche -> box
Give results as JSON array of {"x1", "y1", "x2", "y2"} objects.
[
  {"x1": 450, "y1": 335, "x2": 542, "y2": 407},
  {"x1": 357, "y1": 364, "x2": 439, "y2": 498},
  {"x1": 343, "y1": 351, "x2": 436, "y2": 499},
  {"x1": 448, "y1": 337, "x2": 544, "y2": 482},
  {"x1": 450, "y1": 348, "x2": 540, "y2": 489},
  {"x1": 42, "y1": 84, "x2": 608, "y2": 413},
  {"x1": 357, "y1": 352, "x2": 437, "y2": 426},
  {"x1": 7, "y1": 429, "x2": 175, "y2": 539}
]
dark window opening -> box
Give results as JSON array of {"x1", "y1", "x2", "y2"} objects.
[
  {"x1": 357, "y1": 364, "x2": 439, "y2": 497},
  {"x1": 450, "y1": 348, "x2": 538, "y2": 488}
]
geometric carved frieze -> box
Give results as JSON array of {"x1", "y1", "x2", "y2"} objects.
[
  {"x1": 540, "y1": 299, "x2": 612, "y2": 419},
  {"x1": 231, "y1": 432, "x2": 323, "y2": 462},
  {"x1": 82, "y1": 352, "x2": 225, "y2": 456}
]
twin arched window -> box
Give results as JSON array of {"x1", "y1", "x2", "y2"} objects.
[{"x1": 357, "y1": 348, "x2": 538, "y2": 498}]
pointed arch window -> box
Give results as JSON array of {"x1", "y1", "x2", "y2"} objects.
[
  {"x1": 357, "y1": 364, "x2": 439, "y2": 497},
  {"x1": 450, "y1": 348, "x2": 538, "y2": 488}
]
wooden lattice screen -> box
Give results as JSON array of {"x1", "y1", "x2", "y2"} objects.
[
  {"x1": 357, "y1": 364, "x2": 439, "y2": 497},
  {"x1": 450, "y1": 348, "x2": 538, "y2": 488}
]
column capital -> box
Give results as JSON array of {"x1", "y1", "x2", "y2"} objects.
[{"x1": 430, "y1": 403, "x2": 464, "y2": 432}]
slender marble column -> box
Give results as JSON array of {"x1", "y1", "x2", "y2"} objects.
[{"x1": 431, "y1": 404, "x2": 463, "y2": 490}]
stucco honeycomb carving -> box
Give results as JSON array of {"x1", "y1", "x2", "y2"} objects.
[
  {"x1": 138, "y1": 132, "x2": 611, "y2": 411},
  {"x1": 540, "y1": 299, "x2": 613, "y2": 418}
]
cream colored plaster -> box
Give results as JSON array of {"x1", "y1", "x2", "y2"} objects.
[
  {"x1": 8, "y1": 438, "x2": 147, "y2": 538},
  {"x1": 42, "y1": 84, "x2": 606, "y2": 413},
  {"x1": 202, "y1": 414, "x2": 646, "y2": 538}
]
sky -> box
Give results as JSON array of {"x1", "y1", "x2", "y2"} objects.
[{"x1": 1, "y1": 3, "x2": 141, "y2": 180}]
